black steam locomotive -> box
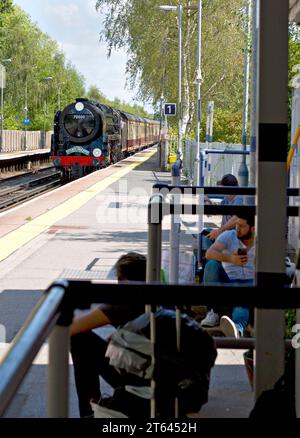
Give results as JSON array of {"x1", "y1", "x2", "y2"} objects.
[{"x1": 51, "y1": 98, "x2": 160, "y2": 178}]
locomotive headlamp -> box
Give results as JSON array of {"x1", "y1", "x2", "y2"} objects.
[
  {"x1": 53, "y1": 158, "x2": 61, "y2": 167},
  {"x1": 75, "y1": 102, "x2": 84, "y2": 112},
  {"x1": 93, "y1": 148, "x2": 102, "y2": 157}
]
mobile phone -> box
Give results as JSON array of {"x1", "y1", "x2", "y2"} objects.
[
  {"x1": 237, "y1": 248, "x2": 247, "y2": 256},
  {"x1": 202, "y1": 229, "x2": 210, "y2": 236}
]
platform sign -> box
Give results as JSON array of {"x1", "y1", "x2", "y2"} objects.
[
  {"x1": 23, "y1": 118, "x2": 31, "y2": 125},
  {"x1": 164, "y1": 103, "x2": 176, "y2": 116}
]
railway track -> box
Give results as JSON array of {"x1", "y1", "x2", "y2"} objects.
[{"x1": 0, "y1": 169, "x2": 62, "y2": 212}]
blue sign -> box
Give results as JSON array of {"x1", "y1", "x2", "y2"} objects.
[
  {"x1": 164, "y1": 103, "x2": 176, "y2": 116},
  {"x1": 23, "y1": 118, "x2": 31, "y2": 125}
]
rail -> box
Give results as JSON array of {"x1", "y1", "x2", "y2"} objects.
[
  {"x1": 147, "y1": 190, "x2": 300, "y2": 416},
  {"x1": 182, "y1": 141, "x2": 250, "y2": 186},
  {"x1": 0, "y1": 280, "x2": 300, "y2": 418}
]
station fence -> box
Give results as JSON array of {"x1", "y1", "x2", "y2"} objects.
[
  {"x1": 1, "y1": 130, "x2": 52, "y2": 153},
  {"x1": 183, "y1": 140, "x2": 250, "y2": 186}
]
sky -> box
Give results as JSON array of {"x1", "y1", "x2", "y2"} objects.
[{"x1": 13, "y1": 0, "x2": 150, "y2": 109}]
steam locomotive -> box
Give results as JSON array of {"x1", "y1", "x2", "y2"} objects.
[{"x1": 51, "y1": 98, "x2": 160, "y2": 178}]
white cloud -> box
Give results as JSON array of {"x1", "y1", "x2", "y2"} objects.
[
  {"x1": 13, "y1": 0, "x2": 151, "y2": 109},
  {"x1": 45, "y1": 3, "x2": 81, "y2": 27}
]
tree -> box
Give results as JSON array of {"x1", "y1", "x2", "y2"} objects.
[
  {"x1": 0, "y1": 0, "x2": 13, "y2": 15},
  {"x1": 0, "y1": 5, "x2": 85, "y2": 130},
  {"x1": 288, "y1": 23, "x2": 300, "y2": 145},
  {"x1": 95, "y1": 0, "x2": 246, "y2": 141}
]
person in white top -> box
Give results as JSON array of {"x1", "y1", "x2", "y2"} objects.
[{"x1": 201, "y1": 214, "x2": 255, "y2": 337}]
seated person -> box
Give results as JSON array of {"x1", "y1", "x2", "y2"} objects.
[
  {"x1": 70, "y1": 252, "x2": 147, "y2": 418},
  {"x1": 202, "y1": 173, "x2": 243, "y2": 251},
  {"x1": 201, "y1": 213, "x2": 255, "y2": 338}
]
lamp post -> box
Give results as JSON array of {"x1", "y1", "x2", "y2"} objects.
[
  {"x1": 195, "y1": 0, "x2": 202, "y2": 187},
  {"x1": 159, "y1": 4, "x2": 202, "y2": 281},
  {"x1": 43, "y1": 76, "x2": 53, "y2": 148},
  {"x1": 0, "y1": 59, "x2": 12, "y2": 153},
  {"x1": 159, "y1": 92, "x2": 165, "y2": 168},
  {"x1": 193, "y1": 0, "x2": 204, "y2": 263},
  {"x1": 159, "y1": 4, "x2": 183, "y2": 163},
  {"x1": 57, "y1": 82, "x2": 65, "y2": 111},
  {"x1": 238, "y1": 0, "x2": 252, "y2": 187}
]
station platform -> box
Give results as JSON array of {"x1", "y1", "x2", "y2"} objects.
[
  {"x1": 0, "y1": 149, "x2": 50, "y2": 161},
  {"x1": 0, "y1": 147, "x2": 253, "y2": 418}
]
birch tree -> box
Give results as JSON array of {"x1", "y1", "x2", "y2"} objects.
[{"x1": 96, "y1": 0, "x2": 246, "y2": 139}]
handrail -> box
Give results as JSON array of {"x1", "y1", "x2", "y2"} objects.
[
  {"x1": 149, "y1": 202, "x2": 298, "y2": 218},
  {"x1": 53, "y1": 281, "x2": 300, "y2": 308},
  {"x1": 0, "y1": 280, "x2": 299, "y2": 418},
  {"x1": 0, "y1": 285, "x2": 66, "y2": 417},
  {"x1": 203, "y1": 149, "x2": 250, "y2": 155},
  {"x1": 153, "y1": 183, "x2": 300, "y2": 197},
  {"x1": 214, "y1": 337, "x2": 293, "y2": 350}
]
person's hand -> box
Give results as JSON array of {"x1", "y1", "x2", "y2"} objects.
[
  {"x1": 229, "y1": 253, "x2": 248, "y2": 266},
  {"x1": 204, "y1": 195, "x2": 212, "y2": 205},
  {"x1": 207, "y1": 228, "x2": 222, "y2": 240}
]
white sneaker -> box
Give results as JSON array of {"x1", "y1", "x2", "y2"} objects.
[
  {"x1": 201, "y1": 310, "x2": 220, "y2": 327},
  {"x1": 220, "y1": 316, "x2": 239, "y2": 338}
]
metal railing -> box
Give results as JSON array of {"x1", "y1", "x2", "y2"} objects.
[
  {"x1": 182, "y1": 140, "x2": 250, "y2": 186},
  {"x1": 1, "y1": 187, "x2": 300, "y2": 418},
  {"x1": 147, "y1": 188, "x2": 300, "y2": 416},
  {"x1": 0, "y1": 280, "x2": 299, "y2": 418}
]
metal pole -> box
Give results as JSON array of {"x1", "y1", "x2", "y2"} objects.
[
  {"x1": 209, "y1": 101, "x2": 214, "y2": 143},
  {"x1": 255, "y1": 0, "x2": 288, "y2": 400},
  {"x1": 238, "y1": 0, "x2": 251, "y2": 187},
  {"x1": 48, "y1": 325, "x2": 70, "y2": 418},
  {"x1": 296, "y1": 308, "x2": 300, "y2": 418},
  {"x1": 58, "y1": 86, "x2": 61, "y2": 111},
  {"x1": 196, "y1": 0, "x2": 202, "y2": 187},
  {"x1": 24, "y1": 79, "x2": 28, "y2": 151},
  {"x1": 147, "y1": 193, "x2": 164, "y2": 418},
  {"x1": 147, "y1": 194, "x2": 163, "y2": 283},
  {"x1": 195, "y1": 0, "x2": 204, "y2": 268},
  {"x1": 197, "y1": 149, "x2": 205, "y2": 263},
  {"x1": 0, "y1": 65, "x2": 4, "y2": 153},
  {"x1": 164, "y1": 114, "x2": 169, "y2": 172},
  {"x1": 249, "y1": 0, "x2": 258, "y2": 189},
  {"x1": 159, "y1": 94, "x2": 164, "y2": 169},
  {"x1": 206, "y1": 101, "x2": 214, "y2": 186},
  {"x1": 177, "y1": 4, "x2": 183, "y2": 162},
  {"x1": 43, "y1": 99, "x2": 46, "y2": 149},
  {"x1": 170, "y1": 163, "x2": 181, "y2": 284}
]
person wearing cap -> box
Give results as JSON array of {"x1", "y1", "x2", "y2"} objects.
[{"x1": 206, "y1": 174, "x2": 243, "y2": 241}]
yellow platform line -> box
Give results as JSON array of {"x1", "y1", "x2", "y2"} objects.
[{"x1": 0, "y1": 150, "x2": 156, "y2": 262}]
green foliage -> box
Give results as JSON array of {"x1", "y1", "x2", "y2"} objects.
[
  {"x1": 0, "y1": 5, "x2": 86, "y2": 131},
  {"x1": 286, "y1": 309, "x2": 296, "y2": 339},
  {"x1": 288, "y1": 23, "x2": 300, "y2": 145},
  {"x1": 0, "y1": 3, "x2": 151, "y2": 131},
  {"x1": 212, "y1": 109, "x2": 243, "y2": 144},
  {"x1": 96, "y1": 0, "x2": 246, "y2": 139},
  {"x1": 0, "y1": 0, "x2": 13, "y2": 15},
  {"x1": 87, "y1": 85, "x2": 152, "y2": 118}
]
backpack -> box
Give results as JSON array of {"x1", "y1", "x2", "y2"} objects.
[
  {"x1": 249, "y1": 357, "x2": 296, "y2": 418},
  {"x1": 105, "y1": 308, "x2": 217, "y2": 417}
]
